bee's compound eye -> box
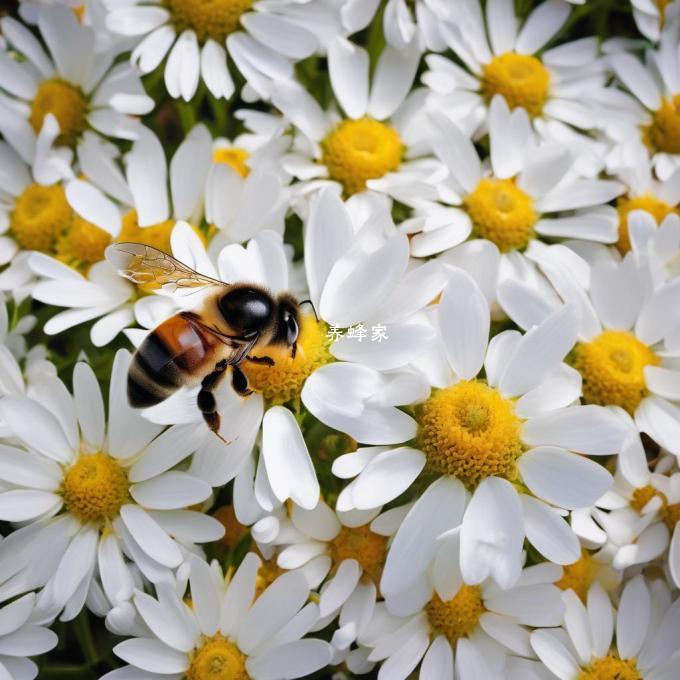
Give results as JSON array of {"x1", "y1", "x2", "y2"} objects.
[
  {"x1": 286, "y1": 313, "x2": 299, "y2": 345},
  {"x1": 218, "y1": 288, "x2": 272, "y2": 333}
]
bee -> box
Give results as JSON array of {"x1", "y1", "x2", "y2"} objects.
[{"x1": 105, "y1": 242, "x2": 302, "y2": 442}]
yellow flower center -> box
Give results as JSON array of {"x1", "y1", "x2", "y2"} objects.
[
  {"x1": 56, "y1": 215, "x2": 112, "y2": 272},
  {"x1": 465, "y1": 178, "x2": 537, "y2": 253},
  {"x1": 118, "y1": 210, "x2": 178, "y2": 253},
  {"x1": 187, "y1": 635, "x2": 249, "y2": 680},
  {"x1": 329, "y1": 524, "x2": 388, "y2": 587},
  {"x1": 572, "y1": 331, "x2": 660, "y2": 415},
  {"x1": 630, "y1": 484, "x2": 666, "y2": 514},
  {"x1": 664, "y1": 502, "x2": 680, "y2": 530},
  {"x1": 482, "y1": 52, "x2": 550, "y2": 117},
  {"x1": 255, "y1": 558, "x2": 285, "y2": 598},
  {"x1": 241, "y1": 316, "x2": 332, "y2": 406},
  {"x1": 165, "y1": 0, "x2": 253, "y2": 43},
  {"x1": 61, "y1": 453, "x2": 129, "y2": 525},
  {"x1": 11, "y1": 183, "x2": 72, "y2": 253},
  {"x1": 645, "y1": 95, "x2": 680, "y2": 155},
  {"x1": 616, "y1": 194, "x2": 677, "y2": 254},
  {"x1": 213, "y1": 147, "x2": 250, "y2": 177},
  {"x1": 418, "y1": 380, "x2": 524, "y2": 489},
  {"x1": 578, "y1": 655, "x2": 641, "y2": 680},
  {"x1": 426, "y1": 586, "x2": 485, "y2": 646},
  {"x1": 30, "y1": 78, "x2": 88, "y2": 147},
  {"x1": 321, "y1": 117, "x2": 403, "y2": 196},
  {"x1": 556, "y1": 550, "x2": 597, "y2": 603}
]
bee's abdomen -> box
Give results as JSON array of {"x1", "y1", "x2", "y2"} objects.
[{"x1": 128, "y1": 313, "x2": 216, "y2": 409}]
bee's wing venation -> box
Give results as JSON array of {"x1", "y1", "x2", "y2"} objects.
[{"x1": 105, "y1": 242, "x2": 227, "y2": 295}]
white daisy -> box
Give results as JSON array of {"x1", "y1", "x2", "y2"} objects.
[
  {"x1": 272, "y1": 38, "x2": 443, "y2": 203},
  {"x1": 102, "y1": 553, "x2": 333, "y2": 680},
  {"x1": 349, "y1": 268, "x2": 627, "y2": 597},
  {"x1": 409, "y1": 96, "x2": 622, "y2": 293},
  {"x1": 422, "y1": 0, "x2": 611, "y2": 140},
  {"x1": 0, "y1": 6, "x2": 152, "y2": 171},
  {"x1": 631, "y1": 0, "x2": 680, "y2": 42},
  {"x1": 627, "y1": 209, "x2": 680, "y2": 288},
  {"x1": 604, "y1": 20, "x2": 680, "y2": 180},
  {"x1": 531, "y1": 575, "x2": 680, "y2": 680},
  {"x1": 0, "y1": 350, "x2": 223, "y2": 624},
  {"x1": 501, "y1": 241, "x2": 680, "y2": 457},
  {"x1": 364, "y1": 560, "x2": 565, "y2": 680},
  {"x1": 105, "y1": 0, "x2": 339, "y2": 101},
  {"x1": 339, "y1": 0, "x2": 450, "y2": 52},
  {"x1": 0, "y1": 592, "x2": 58, "y2": 680}
]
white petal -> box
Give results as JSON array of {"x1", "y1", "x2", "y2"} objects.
[
  {"x1": 530, "y1": 630, "x2": 580, "y2": 680},
  {"x1": 113, "y1": 638, "x2": 188, "y2": 674},
  {"x1": 520, "y1": 495, "x2": 580, "y2": 565},
  {"x1": 120, "y1": 505, "x2": 183, "y2": 568},
  {"x1": 515, "y1": 0, "x2": 570, "y2": 54},
  {"x1": 246, "y1": 639, "x2": 332, "y2": 680},
  {"x1": 328, "y1": 38, "x2": 368, "y2": 119},
  {"x1": 616, "y1": 575, "x2": 650, "y2": 660}
]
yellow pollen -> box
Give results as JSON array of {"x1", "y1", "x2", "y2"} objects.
[
  {"x1": 645, "y1": 95, "x2": 680, "y2": 155},
  {"x1": 482, "y1": 52, "x2": 550, "y2": 117},
  {"x1": 465, "y1": 178, "x2": 537, "y2": 252},
  {"x1": 572, "y1": 331, "x2": 660, "y2": 415},
  {"x1": 578, "y1": 655, "x2": 641, "y2": 680},
  {"x1": 255, "y1": 558, "x2": 285, "y2": 598},
  {"x1": 213, "y1": 147, "x2": 250, "y2": 177},
  {"x1": 329, "y1": 525, "x2": 388, "y2": 587},
  {"x1": 56, "y1": 215, "x2": 112, "y2": 273},
  {"x1": 556, "y1": 550, "x2": 597, "y2": 603},
  {"x1": 187, "y1": 635, "x2": 249, "y2": 680},
  {"x1": 62, "y1": 453, "x2": 129, "y2": 525},
  {"x1": 321, "y1": 117, "x2": 403, "y2": 196},
  {"x1": 11, "y1": 183, "x2": 72, "y2": 253},
  {"x1": 664, "y1": 502, "x2": 680, "y2": 530},
  {"x1": 630, "y1": 485, "x2": 666, "y2": 514},
  {"x1": 616, "y1": 194, "x2": 677, "y2": 254},
  {"x1": 30, "y1": 78, "x2": 88, "y2": 148},
  {"x1": 418, "y1": 380, "x2": 524, "y2": 489},
  {"x1": 241, "y1": 315, "x2": 332, "y2": 406},
  {"x1": 165, "y1": 0, "x2": 253, "y2": 43},
  {"x1": 426, "y1": 586, "x2": 485, "y2": 646}
]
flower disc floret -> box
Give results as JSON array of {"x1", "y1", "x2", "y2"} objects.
[
  {"x1": 30, "y1": 78, "x2": 88, "y2": 147},
  {"x1": 578, "y1": 655, "x2": 641, "y2": 680},
  {"x1": 166, "y1": 0, "x2": 253, "y2": 43},
  {"x1": 187, "y1": 634, "x2": 249, "y2": 680},
  {"x1": 329, "y1": 524, "x2": 387, "y2": 586},
  {"x1": 426, "y1": 586, "x2": 484, "y2": 646},
  {"x1": 645, "y1": 95, "x2": 680, "y2": 155}
]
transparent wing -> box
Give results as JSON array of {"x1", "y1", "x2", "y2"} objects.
[{"x1": 105, "y1": 242, "x2": 226, "y2": 296}]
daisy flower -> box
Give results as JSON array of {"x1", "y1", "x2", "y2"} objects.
[
  {"x1": 605, "y1": 20, "x2": 680, "y2": 180},
  {"x1": 272, "y1": 38, "x2": 442, "y2": 202},
  {"x1": 0, "y1": 6, "x2": 151, "y2": 169},
  {"x1": 411, "y1": 96, "x2": 622, "y2": 266},
  {"x1": 0, "y1": 592, "x2": 58, "y2": 680},
  {"x1": 531, "y1": 575, "x2": 680, "y2": 680},
  {"x1": 503, "y1": 243, "x2": 680, "y2": 457},
  {"x1": 102, "y1": 553, "x2": 333, "y2": 680},
  {"x1": 339, "y1": 0, "x2": 449, "y2": 52},
  {"x1": 0, "y1": 350, "x2": 223, "y2": 623},
  {"x1": 627, "y1": 209, "x2": 680, "y2": 287},
  {"x1": 422, "y1": 0, "x2": 611, "y2": 139},
  {"x1": 364, "y1": 560, "x2": 565, "y2": 680},
  {"x1": 351, "y1": 268, "x2": 627, "y2": 598},
  {"x1": 105, "y1": 0, "x2": 339, "y2": 101},
  {"x1": 631, "y1": 0, "x2": 680, "y2": 42}
]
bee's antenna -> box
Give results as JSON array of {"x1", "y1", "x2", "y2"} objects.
[{"x1": 300, "y1": 299, "x2": 318, "y2": 321}]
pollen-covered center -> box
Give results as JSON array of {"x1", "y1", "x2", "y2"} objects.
[
  {"x1": 616, "y1": 194, "x2": 677, "y2": 254},
  {"x1": 572, "y1": 330, "x2": 660, "y2": 415},
  {"x1": 465, "y1": 178, "x2": 537, "y2": 252},
  {"x1": 329, "y1": 524, "x2": 387, "y2": 587},
  {"x1": 11, "y1": 184, "x2": 72, "y2": 252},
  {"x1": 418, "y1": 380, "x2": 524, "y2": 489},
  {"x1": 62, "y1": 453, "x2": 129, "y2": 525},
  {"x1": 242, "y1": 315, "x2": 332, "y2": 406},
  {"x1": 321, "y1": 117, "x2": 403, "y2": 196},
  {"x1": 556, "y1": 550, "x2": 597, "y2": 603},
  {"x1": 57, "y1": 214, "x2": 112, "y2": 271},
  {"x1": 578, "y1": 655, "x2": 641, "y2": 680},
  {"x1": 482, "y1": 53, "x2": 550, "y2": 117},
  {"x1": 213, "y1": 147, "x2": 250, "y2": 177},
  {"x1": 426, "y1": 586, "x2": 485, "y2": 646},
  {"x1": 645, "y1": 95, "x2": 680, "y2": 155},
  {"x1": 30, "y1": 78, "x2": 88, "y2": 147},
  {"x1": 166, "y1": 0, "x2": 252, "y2": 43},
  {"x1": 187, "y1": 634, "x2": 249, "y2": 680}
]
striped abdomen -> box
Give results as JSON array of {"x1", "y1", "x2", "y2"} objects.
[{"x1": 128, "y1": 312, "x2": 219, "y2": 408}]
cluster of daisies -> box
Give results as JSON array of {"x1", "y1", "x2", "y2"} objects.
[{"x1": 1, "y1": 0, "x2": 680, "y2": 678}]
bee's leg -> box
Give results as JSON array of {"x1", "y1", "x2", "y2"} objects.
[
  {"x1": 197, "y1": 360, "x2": 234, "y2": 444},
  {"x1": 231, "y1": 365, "x2": 253, "y2": 397},
  {"x1": 246, "y1": 355, "x2": 275, "y2": 366}
]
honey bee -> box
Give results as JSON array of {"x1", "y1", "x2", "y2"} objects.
[{"x1": 105, "y1": 243, "x2": 302, "y2": 442}]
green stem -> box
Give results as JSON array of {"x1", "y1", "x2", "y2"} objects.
[
  {"x1": 41, "y1": 664, "x2": 93, "y2": 678},
  {"x1": 73, "y1": 610, "x2": 98, "y2": 667}
]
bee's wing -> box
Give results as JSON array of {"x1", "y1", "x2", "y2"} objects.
[{"x1": 105, "y1": 242, "x2": 227, "y2": 296}]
